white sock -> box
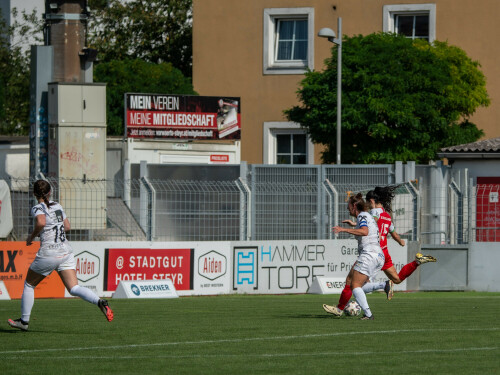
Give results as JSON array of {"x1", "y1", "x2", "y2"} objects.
[
  {"x1": 362, "y1": 281, "x2": 386, "y2": 294},
  {"x1": 21, "y1": 282, "x2": 35, "y2": 322},
  {"x1": 352, "y1": 287, "x2": 372, "y2": 317},
  {"x1": 69, "y1": 285, "x2": 100, "y2": 305}
]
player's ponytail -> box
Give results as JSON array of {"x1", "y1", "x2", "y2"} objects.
[
  {"x1": 33, "y1": 180, "x2": 55, "y2": 208},
  {"x1": 373, "y1": 185, "x2": 400, "y2": 213},
  {"x1": 349, "y1": 192, "x2": 368, "y2": 212}
]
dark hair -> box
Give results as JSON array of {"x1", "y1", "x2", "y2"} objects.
[
  {"x1": 366, "y1": 185, "x2": 399, "y2": 213},
  {"x1": 33, "y1": 180, "x2": 55, "y2": 207},
  {"x1": 348, "y1": 192, "x2": 367, "y2": 212}
]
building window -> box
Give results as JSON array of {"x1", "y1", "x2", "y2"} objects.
[
  {"x1": 383, "y1": 4, "x2": 436, "y2": 42},
  {"x1": 263, "y1": 122, "x2": 314, "y2": 164},
  {"x1": 276, "y1": 19, "x2": 308, "y2": 62},
  {"x1": 395, "y1": 14, "x2": 429, "y2": 40},
  {"x1": 277, "y1": 133, "x2": 307, "y2": 164},
  {"x1": 263, "y1": 8, "x2": 314, "y2": 75}
]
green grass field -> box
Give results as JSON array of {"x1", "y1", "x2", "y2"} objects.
[{"x1": 1, "y1": 292, "x2": 499, "y2": 374}]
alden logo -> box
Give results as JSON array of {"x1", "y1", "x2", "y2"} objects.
[
  {"x1": 198, "y1": 251, "x2": 226, "y2": 281},
  {"x1": 75, "y1": 251, "x2": 100, "y2": 282}
]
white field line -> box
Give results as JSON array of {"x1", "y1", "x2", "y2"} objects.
[
  {"x1": 13, "y1": 346, "x2": 500, "y2": 360},
  {"x1": 0, "y1": 327, "x2": 498, "y2": 355}
]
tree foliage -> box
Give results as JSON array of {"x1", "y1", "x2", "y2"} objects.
[
  {"x1": 0, "y1": 8, "x2": 43, "y2": 135},
  {"x1": 88, "y1": 0, "x2": 192, "y2": 77},
  {"x1": 94, "y1": 59, "x2": 196, "y2": 136},
  {"x1": 285, "y1": 33, "x2": 490, "y2": 164}
]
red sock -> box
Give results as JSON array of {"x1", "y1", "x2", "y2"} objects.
[
  {"x1": 398, "y1": 261, "x2": 418, "y2": 282},
  {"x1": 337, "y1": 284, "x2": 352, "y2": 310}
]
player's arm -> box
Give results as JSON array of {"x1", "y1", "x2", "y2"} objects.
[
  {"x1": 333, "y1": 225, "x2": 369, "y2": 236},
  {"x1": 26, "y1": 214, "x2": 46, "y2": 246},
  {"x1": 341, "y1": 219, "x2": 356, "y2": 227},
  {"x1": 390, "y1": 230, "x2": 405, "y2": 246},
  {"x1": 63, "y1": 217, "x2": 71, "y2": 232}
]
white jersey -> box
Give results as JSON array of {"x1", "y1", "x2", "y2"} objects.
[
  {"x1": 31, "y1": 201, "x2": 72, "y2": 256},
  {"x1": 355, "y1": 211, "x2": 382, "y2": 255},
  {"x1": 369, "y1": 207, "x2": 394, "y2": 232}
]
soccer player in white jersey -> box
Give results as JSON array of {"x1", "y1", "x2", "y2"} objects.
[
  {"x1": 361, "y1": 186, "x2": 436, "y2": 299},
  {"x1": 7, "y1": 180, "x2": 113, "y2": 331},
  {"x1": 324, "y1": 193, "x2": 385, "y2": 320}
]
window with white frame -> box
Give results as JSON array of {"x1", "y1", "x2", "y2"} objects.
[
  {"x1": 383, "y1": 4, "x2": 436, "y2": 42},
  {"x1": 263, "y1": 8, "x2": 314, "y2": 74},
  {"x1": 263, "y1": 122, "x2": 314, "y2": 164},
  {"x1": 276, "y1": 133, "x2": 307, "y2": 164}
]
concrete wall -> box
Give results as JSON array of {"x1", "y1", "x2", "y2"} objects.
[
  {"x1": 468, "y1": 242, "x2": 500, "y2": 292},
  {"x1": 416, "y1": 243, "x2": 500, "y2": 292}
]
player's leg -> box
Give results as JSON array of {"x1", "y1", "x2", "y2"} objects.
[
  {"x1": 59, "y1": 269, "x2": 114, "y2": 322},
  {"x1": 384, "y1": 266, "x2": 402, "y2": 284},
  {"x1": 58, "y1": 269, "x2": 98, "y2": 304},
  {"x1": 361, "y1": 279, "x2": 394, "y2": 300},
  {"x1": 8, "y1": 268, "x2": 45, "y2": 331},
  {"x1": 351, "y1": 270, "x2": 373, "y2": 319},
  {"x1": 58, "y1": 253, "x2": 113, "y2": 322},
  {"x1": 338, "y1": 266, "x2": 355, "y2": 309},
  {"x1": 397, "y1": 260, "x2": 418, "y2": 281},
  {"x1": 398, "y1": 254, "x2": 437, "y2": 281},
  {"x1": 323, "y1": 266, "x2": 354, "y2": 316}
]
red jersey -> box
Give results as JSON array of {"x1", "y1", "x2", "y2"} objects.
[{"x1": 370, "y1": 207, "x2": 394, "y2": 250}]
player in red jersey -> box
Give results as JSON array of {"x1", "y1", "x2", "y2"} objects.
[{"x1": 323, "y1": 186, "x2": 436, "y2": 317}]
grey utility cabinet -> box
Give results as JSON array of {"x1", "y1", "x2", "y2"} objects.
[{"x1": 48, "y1": 83, "x2": 107, "y2": 230}]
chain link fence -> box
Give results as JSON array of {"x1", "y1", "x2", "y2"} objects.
[{"x1": 3, "y1": 165, "x2": 498, "y2": 243}]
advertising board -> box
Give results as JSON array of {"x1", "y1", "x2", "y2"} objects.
[
  {"x1": 0, "y1": 242, "x2": 66, "y2": 298},
  {"x1": 232, "y1": 240, "x2": 408, "y2": 294},
  {"x1": 104, "y1": 247, "x2": 194, "y2": 292},
  {"x1": 125, "y1": 93, "x2": 241, "y2": 140},
  {"x1": 113, "y1": 279, "x2": 178, "y2": 299}
]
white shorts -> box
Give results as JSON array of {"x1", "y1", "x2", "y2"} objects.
[
  {"x1": 353, "y1": 251, "x2": 385, "y2": 279},
  {"x1": 29, "y1": 252, "x2": 76, "y2": 276}
]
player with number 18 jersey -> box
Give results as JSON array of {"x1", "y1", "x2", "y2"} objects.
[{"x1": 31, "y1": 201, "x2": 72, "y2": 257}]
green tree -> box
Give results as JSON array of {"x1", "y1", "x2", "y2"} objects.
[
  {"x1": 0, "y1": 8, "x2": 42, "y2": 135},
  {"x1": 285, "y1": 33, "x2": 490, "y2": 164},
  {"x1": 94, "y1": 59, "x2": 196, "y2": 135},
  {"x1": 88, "y1": 0, "x2": 192, "y2": 77}
]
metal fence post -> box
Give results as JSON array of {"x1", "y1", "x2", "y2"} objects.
[
  {"x1": 405, "y1": 181, "x2": 420, "y2": 241},
  {"x1": 236, "y1": 177, "x2": 251, "y2": 240},
  {"x1": 140, "y1": 176, "x2": 156, "y2": 241},
  {"x1": 449, "y1": 179, "x2": 463, "y2": 244},
  {"x1": 323, "y1": 179, "x2": 339, "y2": 239},
  {"x1": 123, "y1": 159, "x2": 131, "y2": 209},
  {"x1": 468, "y1": 178, "x2": 474, "y2": 243}
]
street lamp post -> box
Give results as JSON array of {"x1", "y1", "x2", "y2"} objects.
[{"x1": 318, "y1": 17, "x2": 342, "y2": 165}]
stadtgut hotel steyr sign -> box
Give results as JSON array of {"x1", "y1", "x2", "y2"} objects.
[{"x1": 125, "y1": 93, "x2": 241, "y2": 140}]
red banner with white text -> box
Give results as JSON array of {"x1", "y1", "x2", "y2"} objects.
[{"x1": 104, "y1": 248, "x2": 194, "y2": 292}]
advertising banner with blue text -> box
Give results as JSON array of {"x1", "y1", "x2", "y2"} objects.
[{"x1": 231, "y1": 240, "x2": 408, "y2": 294}]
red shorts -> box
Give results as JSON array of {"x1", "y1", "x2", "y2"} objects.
[{"x1": 381, "y1": 247, "x2": 394, "y2": 271}]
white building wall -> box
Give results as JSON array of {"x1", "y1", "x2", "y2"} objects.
[
  {"x1": 0, "y1": 144, "x2": 29, "y2": 179},
  {"x1": 450, "y1": 159, "x2": 500, "y2": 181}
]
